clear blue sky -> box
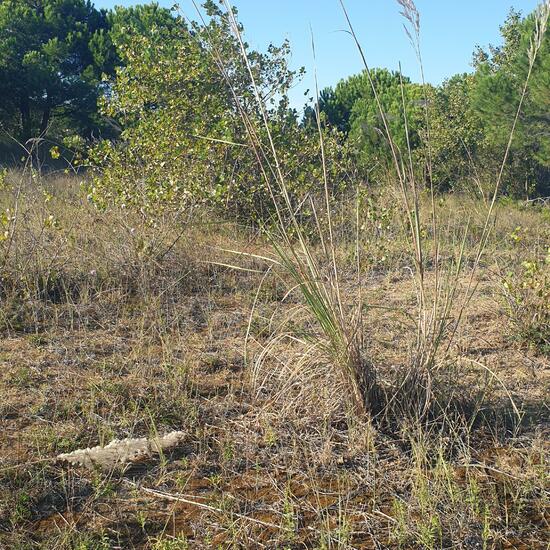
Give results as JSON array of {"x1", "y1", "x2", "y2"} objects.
[{"x1": 94, "y1": 0, "x2": 541, "y2": 112}]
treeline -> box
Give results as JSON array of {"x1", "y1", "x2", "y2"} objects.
[
  {"x1": 310, "y1": 6, "x2": 550, "y2": 198},
  {"x1": 0, "y1": 0, "x2": 175, "y2": 152},
  {"x1": 1, "y1": 0, "x2": 548, "y2": 213}
]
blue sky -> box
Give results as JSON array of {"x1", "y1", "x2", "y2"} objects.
[{"x1": 94, "y1": 0, "x2": 541, "y2": 111}]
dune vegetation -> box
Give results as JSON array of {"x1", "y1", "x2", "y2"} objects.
[{"x1": 0, "y1": 1, "x2": 549, "y2": 548}]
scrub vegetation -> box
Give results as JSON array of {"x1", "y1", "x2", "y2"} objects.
[{"x1": 0, "y1": 1, "x2": 549, "y2": 548}]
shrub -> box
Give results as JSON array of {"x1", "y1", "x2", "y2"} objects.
[
  {"x1": 502, "y1": 248, "x2": 550, "y2": 354},
  {"x1": 87, "y1": 3, "x2": 355, "y2": 225}
]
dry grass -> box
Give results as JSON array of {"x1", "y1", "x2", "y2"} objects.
[
  {"x1": 0, "y1": 175, "x2": 548, "y2": 549},
  {"x1": 1, "y1": 1, "x2": 549, "y2": 548}
]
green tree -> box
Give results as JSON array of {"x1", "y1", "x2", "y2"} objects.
[
  {"x1": 473, "y1": 7, "x2": 550, "y2": 196},
  {"x1": 0, "y1": 0, "x2": 112, "y2": 148},
  {"x1": 314, "y1": 68, "x2": 425, "y2": 180},
  {"x1": 428, "y1": 73, "x2": 484, "y2": 192}
]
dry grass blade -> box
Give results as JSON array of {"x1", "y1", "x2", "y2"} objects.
[{"x1": 123, "y1": 480, "x2": 289, "y2": 532}]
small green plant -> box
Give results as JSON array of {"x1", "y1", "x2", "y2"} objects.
[
  {"x1": 502, "y1": 248, "x2": 550, "y2": 353},
  {"x1": 91, "y1": 470, "x2": 116, "y2": 500},
  {"x1": 10, "y1": 366, "x2": 32, "y2": 387},
  {"x1": 136, "y1": 509, "x2": 148, "y2": 532},
  {"x1": 0, "y1": 167, "x2": 8, "y2": 189},
  {"x1": 262, "y1": 423, "x2": 278, "y2": 446},
  {"x1": 73, "y1": 532, "x2": 112, "y2": 550},
  {"x1": 150, "y1": 535, "x2": 189, "y2": 550},
  {"x1": 466, "y1": 475, "x2": 481, "y2": 516},
  {"x1": 317, "y1": 516, "x2": 352, "y2": 550},
  {"x1": 10, "y1": 491, "x2": 32, "y2": 526},
  {"x1": 208, "y1": 473, "x2": 223, "y2": 489},
  {"x1": 509, "y1": 225, "x2": 523, "y2": 244},
  {"x1": 390, "y1": 498, "x2": 409, "y2": 547},
  {"x1": 481, "y1": 504, "x2": 491, "y2": 550},
  {"x1": 221, "y1": 439, "x2": 234, "y2": 463},
  {"x1": 416, "y1": 514, "x2": 442, "y2": 550},
  {"x1": 281, "y1": 484, "x2": 298, "y2": 543}
]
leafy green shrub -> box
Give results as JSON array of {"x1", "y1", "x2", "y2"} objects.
[
  {"x1": 502, "y1": 249, "x2": 550, "y2": 354},
  {"x1": 88, "y1": 2, "x2": 355, "y2": 224}
]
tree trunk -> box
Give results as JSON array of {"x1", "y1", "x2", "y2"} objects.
[
  {"x1": 39, "y1": 105, "x2": 51, "y2": 137},
  {"x1": 20, "y1": 95, "x2": 32, "y2": 144}
]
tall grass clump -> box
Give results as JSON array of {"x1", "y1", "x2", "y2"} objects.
[
  {"x1": 190, "y1": 0, "x2": 380, "y2": 417},
  {"x1": 197, "y1": 0, "x2": 550, "y2": 425}
]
